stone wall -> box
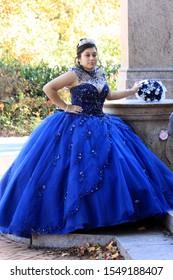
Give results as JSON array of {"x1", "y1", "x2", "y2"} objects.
[
  {"x1": 104, "y1": 100, "x2": 173, "y2": 170},
  {"x1": 118, "y1": 0, "x2": 173, "y2": 98}
]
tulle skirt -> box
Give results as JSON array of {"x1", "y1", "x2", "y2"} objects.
[{"x1": 0, "y1": 111, "x2": 173, "y2": 237}]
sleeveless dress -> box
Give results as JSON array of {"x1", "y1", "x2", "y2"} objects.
[{"x1": 0, "y1": 66, "x2": 173, "y2": 238}]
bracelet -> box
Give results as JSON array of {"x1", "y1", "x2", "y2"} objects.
[{"x1": 64, "y1": 104, "x2": 68, "y2": 112}]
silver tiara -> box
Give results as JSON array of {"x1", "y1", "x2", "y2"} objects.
[{"x1": 78, "y1": 38, "x2": 96, "y2": 47}]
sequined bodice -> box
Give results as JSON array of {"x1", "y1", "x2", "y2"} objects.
[{"x1": 69, "y1": 66, "x2": 109, "y2": 115}]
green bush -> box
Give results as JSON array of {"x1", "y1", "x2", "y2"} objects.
[{"x1": 19, "y1": 62, "x2": 68, "y2": 98}]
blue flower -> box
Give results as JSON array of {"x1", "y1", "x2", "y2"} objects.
[{"x1": 136, "y1": 79, "x2": 167, "y2": 102}]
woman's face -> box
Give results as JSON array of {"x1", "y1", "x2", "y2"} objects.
[{"x1": 78, "y1": 47, "x2": 98, "y2": 72}]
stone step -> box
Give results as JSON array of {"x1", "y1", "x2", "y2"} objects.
[
  {"x1": 163, "y1": 210, "x2": 173, "y2": 234},
  {"x1": 31, "y1": 215, "x2": 173, "y2": 260},
  {"x1": 115, "y1": 225, "x2": 173, "y2": 260},
  {"x1": 32, "y1": 233, "x2": 116, "y2": 249},
  {"x1": 115, "y1": 212, "x2": 173, "y2": 259},
  {"x1": 5, "y1": 212, "x2": 173, "y2": 260},
  {"x1": 6, "y1": 234, "x2": 31, "y2": 245},
  {"x1": 31, "y1": 228, "x2": 173, "y2": 260}
]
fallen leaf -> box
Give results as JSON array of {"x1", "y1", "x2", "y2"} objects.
[
  {"x1": 61, "y1": 252, "x2": 70, "y2": 257},
  {"x1": 137, "y1": 226, "x2": 146, "y2": 231},
  {"x1": 87, "y1": 246, "x2": 96, "y2": 252}
]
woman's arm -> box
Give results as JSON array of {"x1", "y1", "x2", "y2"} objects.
[
  {"x1": 106, "y1": 83, "x2": 140, "y2": 100},
  {"x1": 43, "y1": 71, "x2": 83, "y2": 113}
]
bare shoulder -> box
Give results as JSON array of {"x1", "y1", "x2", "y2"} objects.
[
  {"x1": 55, "y1": 71, "x2": 78, "y2": 86},
  {"x1": 44, "y1": 71, "x2": 78, "y2": 90}
]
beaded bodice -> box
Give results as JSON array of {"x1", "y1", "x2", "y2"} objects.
[{"x1": 69, "y1": 66, "x2": 109, "y2": 115}]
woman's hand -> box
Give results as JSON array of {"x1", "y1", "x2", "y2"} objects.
[
  {"x1": 130, "y1": 82, "x2": 141, "y2": 94},
  {"x1": 65, "y1": 104, "x2": 83, "y2": 114}
]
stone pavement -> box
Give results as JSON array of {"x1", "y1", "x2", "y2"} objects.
[
  {"x1": 1, "y1": 137, "x2": 173, "y2": 260},
  {"x1": 0, "y1": 233, "x2": 82, "y2": 260}
]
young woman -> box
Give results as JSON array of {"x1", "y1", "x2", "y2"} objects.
[{"x1": 0, "y1": 38, "x2": 173, "y2": 238}]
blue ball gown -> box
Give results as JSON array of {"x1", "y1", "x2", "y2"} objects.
[{"x1": 0, "y1": 66, "x2": 173, "y2": 238}]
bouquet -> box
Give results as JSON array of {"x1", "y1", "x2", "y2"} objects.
[{"x1": 136, "y1": 79, "x2": 167, "y2": 102}]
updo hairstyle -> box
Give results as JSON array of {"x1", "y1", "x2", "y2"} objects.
[{"x1": 75, "y1": 38, "x2": 101, "y2": 66}]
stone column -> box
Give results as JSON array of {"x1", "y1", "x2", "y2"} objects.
[
  {"x1": 118, "y1": 0, "x2": 173, "y2": 98},
  {"x1": 104, "y1": 0, "x2": 173, "y2": 170}
]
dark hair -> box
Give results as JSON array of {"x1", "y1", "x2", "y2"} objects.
[
  {"x1": 76, "y1": 43, "x2": 97, "y2": 57},
  {"x1": 75, "y1": 39, "x2": 101, "y2": 66}
]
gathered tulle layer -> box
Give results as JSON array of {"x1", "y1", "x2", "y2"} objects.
[{"x1": 0, "y1": 111, "x2": 173, "y2": 237}]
